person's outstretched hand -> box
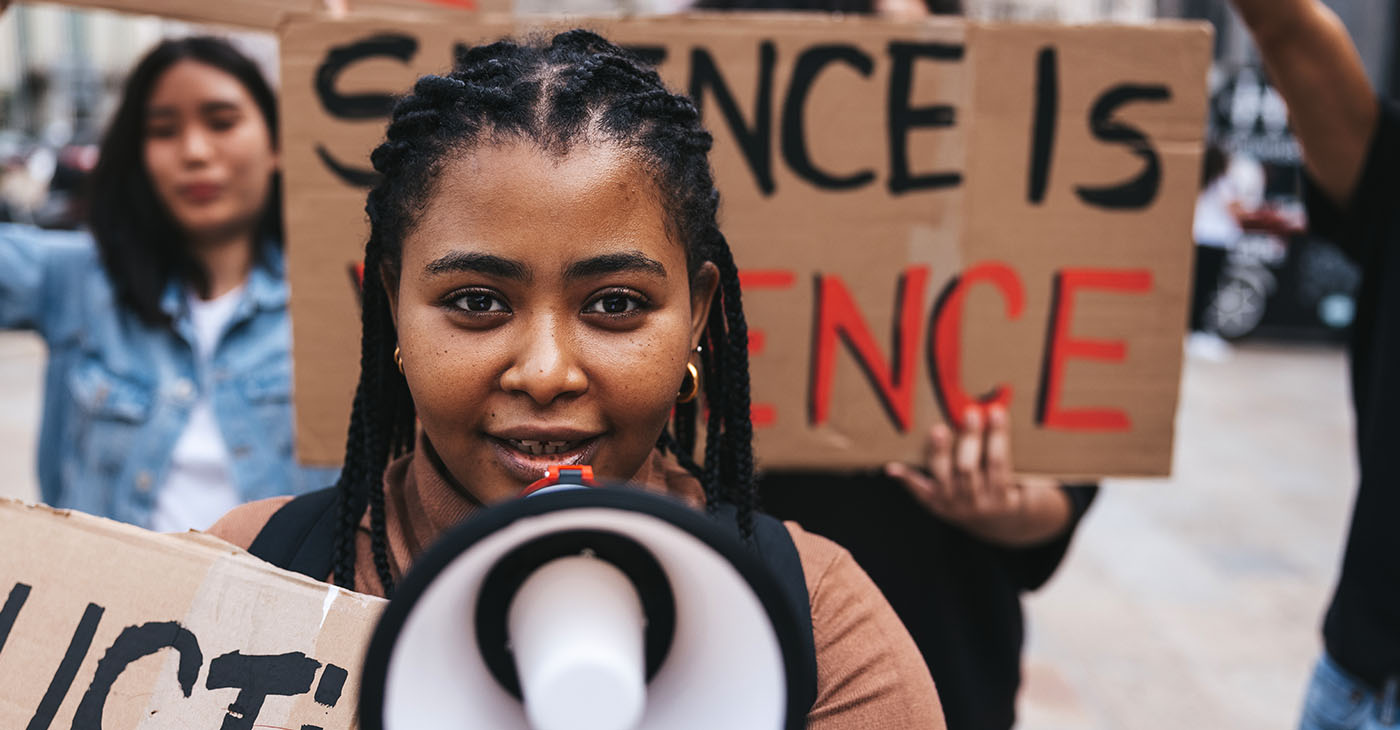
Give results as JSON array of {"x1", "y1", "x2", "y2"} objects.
[{"x1": 884, "y1": 406, "x2": 1071, "y2": 547}]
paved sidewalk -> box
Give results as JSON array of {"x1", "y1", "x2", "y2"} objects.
[
  {"x1": 0, "y1": 331, "x2": 42, "y2": 503},
  {"x1": 1019, "y1": 342, "x2": 1355, "y2": 730}
]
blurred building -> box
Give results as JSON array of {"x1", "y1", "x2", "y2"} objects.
[
  {"x1": 1, "y1": 6, "x2": 161, "y2": 140},
  {"x1": 965, "y1": 0, "x2": 1154, "y2": 21},
  {"x1": 0, "y1": 4, "x2": 275, "y2": 143}
]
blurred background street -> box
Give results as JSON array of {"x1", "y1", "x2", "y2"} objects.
[{"x1": 0, "y1": 329, "x2": 1359, "y2": 729}]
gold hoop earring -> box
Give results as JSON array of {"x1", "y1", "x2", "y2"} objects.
[
  {"x1": 677, "y1": 361, "x2": 700, "y2": 404},
  {"x1": 393, "y1": 346, "x2": 404, "y2": 375}
]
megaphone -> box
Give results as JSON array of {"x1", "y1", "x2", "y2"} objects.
[{"x1": 358, "y1": 470, "x2": 811, "y2": 730}]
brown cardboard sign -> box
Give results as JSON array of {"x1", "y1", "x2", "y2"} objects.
[
  {"x1": 11, "y1": 0, "x2": 499, "y2": 31},
  {"x1": 281, "y1": 14, "x2": 1212, "y2": 476},
  {"x1": 0, "y1": 500, "x2": 383, "y2": 729}
]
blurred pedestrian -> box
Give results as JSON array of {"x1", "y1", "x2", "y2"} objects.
[
  {"x1": 0, "y1": 32, "x2": 330, "y2": 530},
  {"x1": 1229, "y1": 0, "x2": 1400, "y2": 727},
  {"x1": 1190, "y1": 143, "x2": 1264, "y2": 359}
]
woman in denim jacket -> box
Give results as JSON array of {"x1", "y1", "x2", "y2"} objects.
[{"x1": 0, "y1": 36, "x2": 331, "y2": 530}]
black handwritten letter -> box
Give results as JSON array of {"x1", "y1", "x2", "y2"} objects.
[
  {"x1": 1027, "y1": 47, "x2": 1058, "y2": 204},
  {"x1": 690, "y1": 43, "x2": 777, "y2": 195},
  {"x1": 887, "y1": 42, "x2": 964, "y2": 195},
  {"x1": 26, "y1": 603, "x2": 103, "y2": 730},
  {"x1": 781, "y1": 45, "x2": 876, "y2": 190},
  {"x1": 206, "y1": 651, "x2": 320, "y2": 730},
  {"x1": 71, "y1": 621, "x2": 203, "y2": 727},
  {"x1": 1074, "y1": 83, "x2": 1171, "y2": 210},
  {"x1": 313, "y1": 34, "x2": 419, "y2": 188},
  {"x1": 313, "y1": 664, "x2": 348, "y2": 708},
  {"x1": 0, "y1": 583, "x2": 30, "y2": 659}
]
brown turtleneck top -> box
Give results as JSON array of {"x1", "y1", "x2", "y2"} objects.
[{"x1": 208, "y1": 447, "x2": 945, "y2": 729}]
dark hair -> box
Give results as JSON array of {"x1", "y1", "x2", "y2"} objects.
[
  {"x1": 1202, "y1": 142, "x2": 1229, "y2": 189},
  {"x1": 332, "y1": 30, "x2": 759, "y2": 596},
  {"x1": 88, "y1": 36, "x2": 281, "y2": 325},
  {"x1": 695, "y1": 0, "x2": 961, "y2": 15}
]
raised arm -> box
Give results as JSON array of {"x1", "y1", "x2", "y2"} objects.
[
  {"x1": 1231, "y1": 0, "x2": 1377, "y2": 208},
  {"x1": 0, "y1": 224, "x2": 94, "y2": 336}
]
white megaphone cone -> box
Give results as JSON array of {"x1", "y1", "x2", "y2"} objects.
[
  {"x1": 358, "y1": 467, "x2": 809, "y2": 730},
  {"x1": 509, "y1": 554, "x2": 645, "y2": 730}
]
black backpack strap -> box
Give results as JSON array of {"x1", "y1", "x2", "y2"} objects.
[
  {"x1": 711, "y1": 504, "x2": 820, "y2": 718},
  {"x1": 247, "y1": 486, "x2": 341, "y2": 580}
]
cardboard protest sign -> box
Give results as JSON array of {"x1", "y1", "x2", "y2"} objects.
[
  {"x1": 281, "y1": 14, "x2": 1212, "y2": 476},
  {"x1": 0, "y1": 500, "x2": 383, "y2": 729},
  {"x1": 12, "y1": 0, "x2": 501, "y2": 31}
]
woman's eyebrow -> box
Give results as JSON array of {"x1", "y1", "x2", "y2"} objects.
[
  {"x1": 198, "y1": 100, "x2": 242, "y2": 116},
  {"x1": 564, "y1": 251, "x2": 666, "y2": 280},
  {"x1": 423, "y1": 251, "x2": 531, "y2": 281}
]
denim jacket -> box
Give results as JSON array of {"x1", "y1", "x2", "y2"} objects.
[{"x1": 0, "y1": 224, "x2": 337, "y2": 527}]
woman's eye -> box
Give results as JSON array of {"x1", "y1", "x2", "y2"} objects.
[
  {"x1": 451, "y1": 292, "x2": 508, "y2": 313},
  {"x1": 145, "y1": 125, "x2": 178, "y2": 139},
  {"x1": 206, "y1": 113, "x2": 240, "y2": 132},
  {"x1": 586, "y1": 293, "x2": 644, "y2": 316}
]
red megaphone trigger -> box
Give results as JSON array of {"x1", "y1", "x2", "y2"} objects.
[{"x1": 520, "y1": 465, "x2": 596, "y2": 497}]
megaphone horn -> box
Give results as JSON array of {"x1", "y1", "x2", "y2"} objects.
[
  {"x1": 359, "y1": 484, "x2": 810, "y2": 730},
  {"x1": 475, "y1": 529, "x2": 676, "y2": 730}
]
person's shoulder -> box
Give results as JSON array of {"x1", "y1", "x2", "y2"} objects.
[
  {"x1": 783, "y1": 522, "x2": 947, "y2": 728},
  {"x1": 1365, "y1": 97, "x2": 1400, "y2": 172},
  {"x1": 205, "y1": 496, "x2": 296, "y2": 551},
  {"x1": 783, "y1": 520, "x2": 853, "y2": 598},
  {"x1": 1306, "y1": 97, "x2": 1400, "y2": 254},
  {"x1": 1355, "y1": 98, "x2": 1400, "y2": 184}
]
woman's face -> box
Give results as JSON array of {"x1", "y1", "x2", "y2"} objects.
[
  {"x1": 142, "y1": 59, "x2": 278, "y2": 245},
  {"x1": 388, "y1": 142, "x2": 719, "y2": 504}
]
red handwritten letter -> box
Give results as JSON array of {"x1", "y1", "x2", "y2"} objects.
[
  {"x1": 1036, "y1": 268, "x2": 1152, "y2": 431},
  {"x1": 808, "y1": 266, "x2": 929, "y2": 432},
  {"x1": 929, "y1": 262, "x2": 1025, "y2": 428}
]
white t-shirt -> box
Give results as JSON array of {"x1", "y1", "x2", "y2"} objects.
[
  {"x1": 150, "y1": 285, "x2": 246, "y2": 533},
  {"x1": 1193, "y1": 155, "x2": 1266, "y2": 249}
]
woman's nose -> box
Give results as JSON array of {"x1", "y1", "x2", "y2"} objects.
[
  {"x1": 179, "y1": 127, "x2": 213, "y2": 163},
  {"x1": 498, "y1": 318, "x2": 588, "y2": 405}
]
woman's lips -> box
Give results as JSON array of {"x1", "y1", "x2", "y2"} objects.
[
  {"x1": 178, "y1": 182, "x2": 222, "y2": 204},
  {"x1": 489, "y1": 435, "x2": 600, "y2": 485}
]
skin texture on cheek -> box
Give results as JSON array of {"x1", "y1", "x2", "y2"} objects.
[{"x1": 390, "y1": 142, "x2": 717, "y2": 504}]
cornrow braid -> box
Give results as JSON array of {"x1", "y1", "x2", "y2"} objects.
[
  {"x1": 708, "y1": 233, "x2": 757, "y2": 536},
  {"x1": 333, "y1": 29, "x2": 760, "y2": 597}
]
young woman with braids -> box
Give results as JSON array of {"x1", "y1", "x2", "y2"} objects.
[{"x1": 208, "y1": 29, "x2": 945, "y2": 727}]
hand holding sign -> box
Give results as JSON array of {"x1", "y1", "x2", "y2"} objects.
[{"x1": 884, "y1": 406, "x2": 1070, "y2": 547}]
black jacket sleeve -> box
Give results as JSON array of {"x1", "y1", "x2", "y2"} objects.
[
  {"x1": 1001, "y1": 483, "x2": 1099, "y2": 592},
  {"x1": 1303, "y1": 98, "x2": 1400, "y2": 264}
]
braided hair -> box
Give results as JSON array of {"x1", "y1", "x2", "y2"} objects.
[{"x1": 332, "y1": 30, "x2": 758, "y2": 596}]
